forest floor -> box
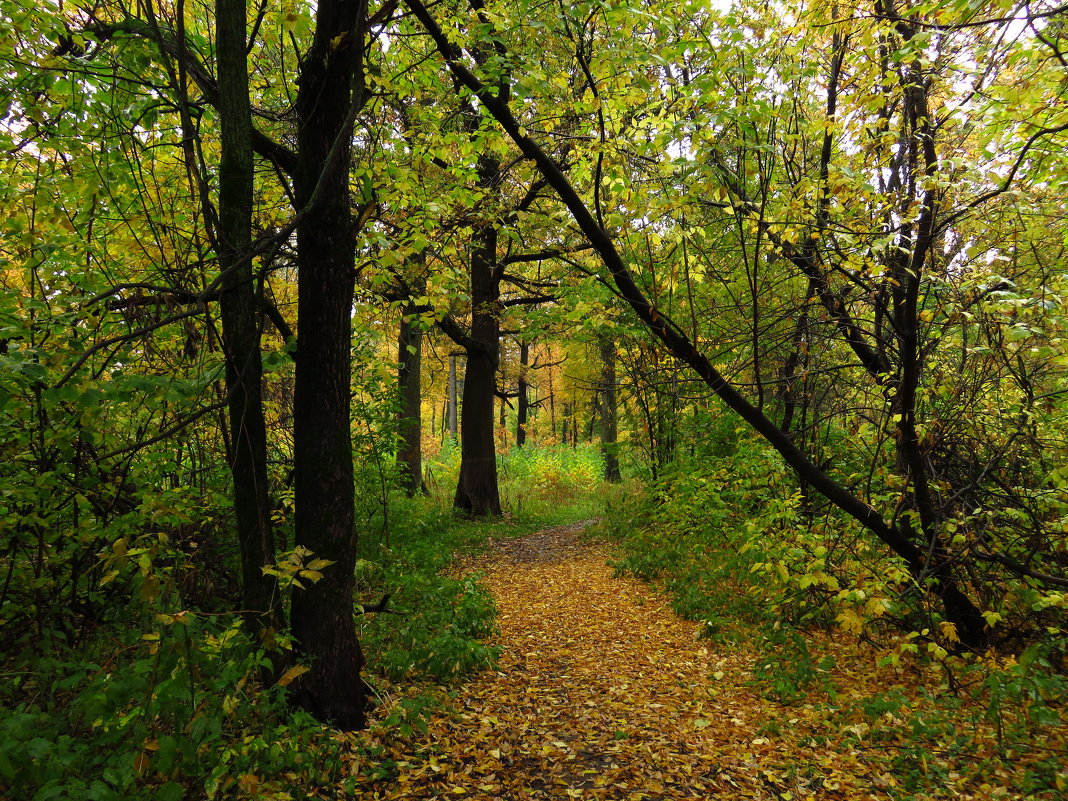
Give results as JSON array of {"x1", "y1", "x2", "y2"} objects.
[{"x1": 342, "y1": 523, "x2": 1037, "y2": 800}]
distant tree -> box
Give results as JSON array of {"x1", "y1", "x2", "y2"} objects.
[
  {"x1": 397, "y1": 293, "x2": 427, "y2": 496},
  {"x1": 600, "y1": 337, "x2": 621, "y2": 482}
]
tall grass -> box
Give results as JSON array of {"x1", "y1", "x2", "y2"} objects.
[{"x1": 423, "y1": 441, "x2": 607, "y2": 526}]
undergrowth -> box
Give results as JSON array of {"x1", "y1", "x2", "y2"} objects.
[
  {"x1": 425, "y1": 440, "x2": 606, "y2": 525},
  {"x1": 599, "y1": 429, "x2": 1068, "y2": 798},
  {"x1": 0, "y1": 443, "x2": 608, "y2": 801}
]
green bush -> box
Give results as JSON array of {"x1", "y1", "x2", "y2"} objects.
[
  {"x1": 356, "y1": 497, "x2": 501, "y2": 684},
  {"x1": 0, "y1": 616, "x2": 346, "y2": 801},
  {"x1": 603, "y1": 433, "x2": 788, "y2": 636}
]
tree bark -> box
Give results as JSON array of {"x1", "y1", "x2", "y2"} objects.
[
  {"x1": 214, "y1": 0, "x2": 279, "y2": 641},
  {"x1": 290, "y1": 0, "x2": 368, "y2": 730},
  {"x1": 599, "y1": 338, "x2": 620, "y2": 482},
  {"x1": 516, "y1": 340, "x2": 529, "y2": 447},
  {"x1": 397, "y1": 300, "x2": 425, "y2": 495},
  {"x1": 454, "y1": 168, "x2": 503, "y2": 516}
]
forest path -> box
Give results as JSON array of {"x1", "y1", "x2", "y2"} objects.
[{"x1": 349, "y1": 521, "x2": 811, "y2": 800}]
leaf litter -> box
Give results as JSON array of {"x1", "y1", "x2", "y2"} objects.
[{"x1": 343, "y1": 524, "x2": 1064, "y2": 799}]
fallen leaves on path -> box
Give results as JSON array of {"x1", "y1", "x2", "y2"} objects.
[{"x1": 343, "y1": 525, "x2": 1052, "y2": 799}]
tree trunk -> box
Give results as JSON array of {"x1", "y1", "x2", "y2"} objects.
[
  {"x1": 448, "y1": 354, "x2": 459, "y2": 441},
  {"x1": 498, "y1": 390, "x2": 507, "y2": 449},
  {"x1": 214, "y1": 0, "x2": 279, "y2": 641},
  {"x1": 290, "y1": 0, "x2": 368, "y2": 730},
  {"x1": 454, "y1": 177, "x2": 503, "y2": 516},
  {"x1": 516, "y1": 340, "x2": 529, "y2": 447},
  {"x1": 599, "y1": 338, "x2": 620, "y2": 482},
  {"x1": 397, "y1": 301, "x2": 424, "y2": 495}
]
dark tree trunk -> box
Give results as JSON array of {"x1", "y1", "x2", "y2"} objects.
[
  {"x1": 599, "y1": 338, "x2": 620, "y2": 482},
  {"x1": 290, "y1": 0, "x2": 368, "y2": 730},
  {"x1": 516, "y1": 340, "x2": 529, "y2": 447},
  {"x1": 215, "y1": 0, "x2": 279, "y2": 641},
  {"x1": 448, "y1": 355, "x2": 459, "y2": 441},
  {"x1": 454, "y1": 178, "x2": 503, "y2": 516},
  {"x1": 397, "y1": 301, "x2": 424, "y2": 495},
  {"x1": 498, "y1": 391, "x2": 507, "y2": 449}
]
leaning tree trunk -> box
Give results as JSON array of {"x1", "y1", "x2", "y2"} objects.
[
  {"x1": 290, "y1": 0, "x2": 368, "y2": 730},
  {"x1": 215, "y1": 0, "x2": 279, "y2": 641}
]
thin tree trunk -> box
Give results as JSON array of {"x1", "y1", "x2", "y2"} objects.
[
  {"x1": 600, "y1": 338, "x2": 620, "y2": 482},
  {"x1": 448, "y1": 355, "x2": 459, "y2": 441},
  {"x1": 397, "y1": 301, "x2": 424, "y2": 495},
  {"x1": 215, "y1": 0, "x2": 279, "y2": 641},
  {"x1": 498, "y1": 390, "x2": 507, "y2": 449},
  {"x1": 516, "y1": 340, "x2": 529, "y2": 447}
]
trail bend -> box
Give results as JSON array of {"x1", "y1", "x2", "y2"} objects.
[{"x1": 353, "y1": 522, "x2": 836, "y2": 800}]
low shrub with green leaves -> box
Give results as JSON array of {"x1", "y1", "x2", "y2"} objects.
[
  {"x1": 601, "y1": 425, "x2": 1067, "y2": 798},
  {"x1": 602, "y1": 432, "x2": 793, "y2": 635},
  {"x1": 354, "y1": 496, "x2": 504, "y2": 687},
  {"x1": 0, "y1": 612, "x2": 348, "y2": 801}
]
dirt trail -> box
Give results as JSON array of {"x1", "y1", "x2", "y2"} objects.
[
  {"x1": 345, "y1": 523, "x2": 1043, "y2": 801},
  {"x1": 352, "y1": 522, "x2": 804, "y2": 800}
]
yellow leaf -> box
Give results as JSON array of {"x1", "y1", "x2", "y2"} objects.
[
  {"x1": 836, "y1": 608, "x2": 865, "y2": 634},
  {"x1": 939, "y1": 620, "x2": 960, "y2": 644},
  {"x1": 277, "y1": 664, "x2": 310, "y2": 687}
]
